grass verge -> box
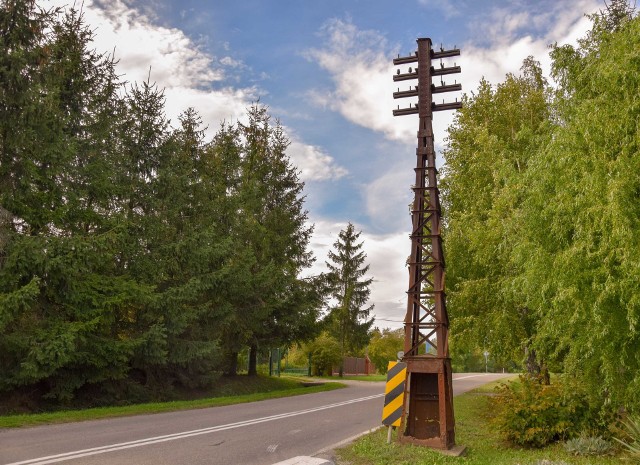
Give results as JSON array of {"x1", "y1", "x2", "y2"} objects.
[
  {"x1": 316, "y1": 375, "x2": 387, "y2": 382},
  {"x1": 336, "y1": 380, "x2": 624, "y2": 465},
  {"x1": 0, "y1": 377, "x2": 345, "y2": 429}
]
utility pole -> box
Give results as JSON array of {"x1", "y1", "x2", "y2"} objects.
[{"x1": 392, "y1": 38, "x2": 461, "y2": 450}]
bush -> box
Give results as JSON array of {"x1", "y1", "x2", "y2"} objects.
[
  {"x1": 564, "y1": 435, "x2": 612, "y2": 456},
  {"x1": 614, "y1": 415, "x2": 640, "y2": 463},
  {"x1": 367, "y1": 328, "x2": 403, "y2": 374},
  {"x1": 306, "y1": 332, "x2": 341, "y2": 376},
  {"x1": 491, "y1": 375, "x2": 592, "y2": 448}
]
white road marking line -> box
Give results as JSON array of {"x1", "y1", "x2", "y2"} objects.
[
  {"x1": 267, "y1": 444, "x2": 279, "y2": 453},
  {"x1": 6, "y1": 394, "x2": 383, "y2": 465},
  {"x1": 452, "y1": 374, "x2": 491, "y2": 380}
]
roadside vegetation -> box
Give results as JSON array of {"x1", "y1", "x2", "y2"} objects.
[
  {"x1": 336, "y1": 380, "x2": 627, "y2": 465},
  {"x1": 0, "y1": 377, "x2": 345, "y2": 428},
  {"x1": 3, "y1": 0, "x2": 640, "y2": 451},
  {"x1": 441, "y1": 0, "x2": 640, "y2": 433}
]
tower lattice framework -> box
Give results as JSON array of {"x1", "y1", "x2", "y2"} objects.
[{"x1": 392, "y1": 37, "x2": 461, "y2": 450}]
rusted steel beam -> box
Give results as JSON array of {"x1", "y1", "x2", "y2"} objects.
[
  {"x1": 431, "y1": 48, "x2": 460, "y2": 59},
  {"x1": 433, "y1": 101, "x2": 462, "y2": 111},
  {"x1": 393, "y1": 70, "x2": 418, "y2": 81},
  {"x1": 395, "y1": 47, "x2": 459, "y2": 65},
  {"x1": 394, "y1": 83, "x2": 461, "y2": 99},
  {"x1": 393, "y1": 88, "x2": 419, "y2": 99},
  {"x1": 393, "y1": 54, "x2": 418, "y2": 65},
  {"x1": 432, "y1": 65, "x2": 461, "y2": 76},
  {"x1": 393, "y1": 106, "x2": 419, "y2": 116},
  {"x1": 432, "y1": 83, "x2": 461, "y2": 94},
  {"x1": 393, "y1": 100, "x2": 462, "y2": 116}
]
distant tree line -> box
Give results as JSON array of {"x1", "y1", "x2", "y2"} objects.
[{"x1": 442, "y1": 0, "x2": 640, "y2": 412}]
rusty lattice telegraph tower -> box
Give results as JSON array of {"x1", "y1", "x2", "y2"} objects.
[{"x1": 392, "y1": 38, "x2": 462, "y2": 450}]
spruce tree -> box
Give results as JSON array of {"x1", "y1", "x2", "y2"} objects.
[
  {"x1": 219, "y1": 105, "x2": 320, "y2": 376},
  {"x1": 0, "y1": 3, "x2": 133, "y2": 401},
  {"x1": 146, "y1": 107, "x2": 230, "y2": 388},
  {"x1": 0, "y1": 0, "x2": 54, "y2": 395},
  {"x1": 0, "y1": 3, "x2": 322, "y2": 404},
  {"x1": 114, "y1": 79, "x2": 172, "y2": 386},
  {"x1": 325, "y1": 223, "x2": 374, "y2": 377}
]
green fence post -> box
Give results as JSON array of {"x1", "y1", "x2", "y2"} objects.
[{"x1": 276, "y1": 348, "x2": 281, "y2": 377}]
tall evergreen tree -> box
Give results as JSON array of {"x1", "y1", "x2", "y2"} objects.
[
  {"x1": 143, "y1": 107, "x2": 231, "y2": 388},
  {"x1": 0, "y1": 0, "x2": 54, "y2": 396},
  {"x1": 113, "y1": 79, "x2": 172, "y2": 388},
  {"x1": 220, "y1": 105, "x2": 320, "y2": 376},
  {"x1": 0, "y1": 3, "x2": 151, "y2": 402},
  {"x1": 325, "y1": 223, "x2": 374, "y2": 376}
]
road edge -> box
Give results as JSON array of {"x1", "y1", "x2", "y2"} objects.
[
  {"x1": 312, "y1": 425, "x2": 384, "y2": 463},
  {"x1": 271, "y1": 425, "x2": 384, "y2": 465}
]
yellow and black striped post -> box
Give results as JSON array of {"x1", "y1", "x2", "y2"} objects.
[{"x1": 382, "y1": 361, "x2": 407, "y2": 431}]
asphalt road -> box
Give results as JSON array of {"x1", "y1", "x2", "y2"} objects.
[{"x1": 0, "y1": 373, "x2": 511, "y2": 465}]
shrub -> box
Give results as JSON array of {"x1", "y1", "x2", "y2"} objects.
[
  {"x1": 614, "y1": 415, "x2": 640, "y2": 463},
  {"x1": 564, "y1": 435, "x2": 612, "y2": 456},
  {"x1": 367, "y1": 328, "x2": 403, "y2": 375},
  {"x1": 306, "y1": 332, "x2": 341, "y2": 376},
  {"x1": 491, "y1": 375, "x2": 592, "y2": 448}
]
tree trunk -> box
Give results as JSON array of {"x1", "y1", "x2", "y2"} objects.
[
  {"x1": 524, "y1": 345, "x2": 550, "y2": 385},
  {"x1": 339, "y1": 333, "x2": 345, "y2": 377},
  {"x1": 223, "y1": 350, "x2": 238, "y2": 377},
  {"x1": 248, "y1": 343, "x2": 258, "y2": 376}
]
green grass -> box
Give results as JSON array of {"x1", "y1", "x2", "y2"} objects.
[
  {"x1": 468, "y1": 376, "x2": 518, "y2": 393},
  {"x1": 315, "y1": 375, "x2": 387, "y2": 382},
  {"x1": 0, "y1": 377, "x2": 345, "y2": 429},
  {"x1": 335, "y1": 380, "x2": 625, "y2": 465}
]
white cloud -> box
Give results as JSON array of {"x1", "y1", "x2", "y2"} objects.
[
  {"x1": 219, "y1": 56, "x2": 245, "y2": 69},
  {"x1": 162, "y1": 86, "x2": 254, "y2": 129},
  {"x1": 287, "y1": 140, "x2": 348, "y2": 182},
  {"x1": 306, "y1": 2, "x2": 600, "y2": 145},
  {"x1": 459, "y1": 3, "x2": 598, "y2": 107},
  {"x1": 304, "y1": 19, "x2": 416, "y2": 143},
  {"x1": 362, "y1": 230, "x2": 410, "y2": 329},
  {"x1": 364, "y1": 165, "x2": 413, "y2": 232},
  {"x1": 45, "y1": 0, "x2": 254, "y2": 128},
  {"x1": 85, "y1": 1, "x2": 221, "y2": 88}
]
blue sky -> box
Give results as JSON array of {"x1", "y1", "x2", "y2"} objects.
[{"x1": 48, "y1": 0, "x2": 601, "y2": 327}]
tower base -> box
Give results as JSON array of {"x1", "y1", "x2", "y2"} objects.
[{"x1": 400, "y1": 356, "x2": 455, "y2": 450}]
